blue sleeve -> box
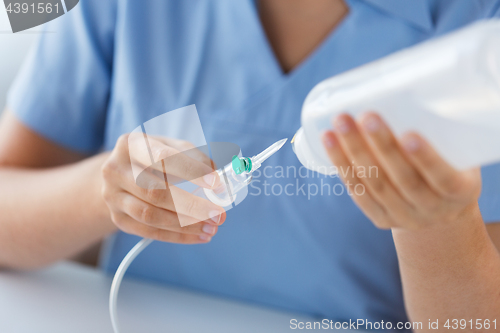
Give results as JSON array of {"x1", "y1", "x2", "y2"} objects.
[
  {"x1": 493, "y1": 1, "x2": 500, "y2": 18},
  {"x1": 478, "y1": 1, "x2": 500, "y2": 224},
  {"x1": 479, "y1": 164, "x2": 500, "y2": 223},
  {"x1": 6, "y1": 0, "x2": 116, "y2": 153}
]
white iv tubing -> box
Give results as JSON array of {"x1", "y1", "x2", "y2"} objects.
[{"x1": 109, "y1": 237, "x2": 153, "y2": 333}]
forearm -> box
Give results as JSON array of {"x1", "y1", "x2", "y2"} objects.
[
  {"x1": 0, "y1": 153, "x2": 116, "y2": 269},
  {"x1": 393, "y1": 203, "x2": 500, "y2": 331}
]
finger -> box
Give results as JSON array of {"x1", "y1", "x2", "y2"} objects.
[
  {"x1": 322, "y1": 130, "x2": 393, "y2": 229},
  {"x1": 111, "y1": 212, "x2": 213, "y2": 243},
  {"x1": 399, "y1": 132, "x2": 475, "y2": 199},
  {"x1": 129, "y1": 134, "x2": 220, "y2": 189},
  {"x1": 155, "y1": 136, "x2": 214, "y2": 169},
  {"x1": 358, "y1": 112, "x2": 440, "y2": 209},
  {"x1": 150, "y1": 137, "x2": 220, "y2": 189},
  {"x1": 120, "y1": 177, "x2": 226, "y2": 225},
  {"x1": 332, "y1": 114, "x2": 418, "y2": 227},
  {"x1": 118, "y1": 193, "x2": 219, "y2": 236}
]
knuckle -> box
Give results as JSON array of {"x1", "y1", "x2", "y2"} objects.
[
  {"x1": 152, "y1": 145, "x2": 173, "y2": 162},
  {"x1": 140, "y1": 205, "x2": 155, "y2": 225},
  {"x1": 117, "y1": 134, "x2": 130, "y2": 147},
  {"x1": 181, "y1": 160, "x2": 196, "y2": 177},
  {"x1": 401, "y1": 175, "x2": 423, "y2": 193},
  {"x1": 347, "y1": 143, "x2": 365, "y2": 158},
  {"x1": 129, "y1": 204, "x2": 142, "y2": 221},
  {"x1": 110, "y1": 212, "x2": 125, "y2": 228},
  {"x1": 150, "y1": 227, "x2": 166, "y2": 241},
  {"x1": 417, "y1": 149, "x2": 434, "y2": 165},
  {"x1": 101, "y1": 160, "x2": 118, "y2": 181},
  {"x1": 145, "y1": 188, "x2": 161, "y2": 206},
  {"x1": 170, "y1": 232, "x2": 183, "y2": 243},
  {"x1": 110, "y1": 212, "x2": 119, "y2": 224},
  {"x1": 184, "y1": 224, "x2": 203, "y2": 235},
  {"x1": 184, "y1": 198, "x2": 198, "y2": 217},
  {"x1": 175, "y1": 233, "x2": 191, "y2": 244},
  {"x1": 378, "y1": 136, "x2": 397, "y2": 154},
  {"x1": 152, "y1": 148, "x2": 164, "y2": 162},
  {"x1": 370, "y1": 178, "x2": 386, "y2": 194},
  {"x1": 101, "y1": 186, "x2": 112, "y2": 203}
]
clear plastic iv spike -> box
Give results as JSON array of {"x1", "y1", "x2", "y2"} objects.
[
  {"x1": 202, "y1": 138, "x2": 287, "y2": 207},
  {"x1": 250, "y1": 138, "x2": 288, "y2": 172}
]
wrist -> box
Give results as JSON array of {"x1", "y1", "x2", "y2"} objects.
[
  {"x1": 393, "y1": 201, "x2": 482, "y2": 235},
  {"x1": 81, "y1": 152, "x2": 117, "y2": 234},
  {"x1": 392, "y1": 201, "x2": 489, "y2": 267}
]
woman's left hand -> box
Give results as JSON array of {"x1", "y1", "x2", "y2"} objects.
[{"x1": 322, "y1": 112, "x2": 482, "y2": 230}]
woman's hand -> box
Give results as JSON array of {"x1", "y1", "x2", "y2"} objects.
[
  {"x1": 101, "y1": 134, "x2": 226, "y2": 243},
  {"x1": 322, "y1": 112, "x2": 482, "y2": 230}
]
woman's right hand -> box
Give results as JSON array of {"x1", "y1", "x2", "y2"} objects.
[{"x1": 101, "y1": 133, "x2": 226, "y2": 244}]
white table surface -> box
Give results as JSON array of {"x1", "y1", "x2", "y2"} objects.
[{"x1": 0, "y1": 261, "x2": 353, "y2": 333}]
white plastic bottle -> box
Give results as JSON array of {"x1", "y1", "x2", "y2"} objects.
[{"x1": 292, "y1": 20, "x2": 500, "y2": 175}]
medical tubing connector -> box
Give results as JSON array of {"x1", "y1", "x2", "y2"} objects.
[{"x1": 109, "y1": 237, "x2": 153, "y2": 333}]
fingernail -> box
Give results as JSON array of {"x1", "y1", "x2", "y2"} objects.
[
  {"x1": 402, "y1": 135, "x2": 421, "y2": 152},
  {"x1": 202, "y1": 224, "x2": 216, "y2": 235},
  {"x1": 203, "y1": 173, "x2": 216, "y2": 188},
  {"x1": 209, "y1": 210, "x2": 221, "y2": 224},
  {"x1": 362, "y1": 114, "x2": 380, "y2": 133},
  {"x1": 322, "y1": 132, "x2": 337, "y2": 148},
  {"x1": 199, "y1": 234, "x2": 211, "y2": 242},
  {"x1": 334, "y1": 116, "x2": 351, "y2": 133}
]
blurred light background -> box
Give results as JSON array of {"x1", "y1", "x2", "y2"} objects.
[{"x1": 0, "y1": 5, "x2": 38, "y2": 113}]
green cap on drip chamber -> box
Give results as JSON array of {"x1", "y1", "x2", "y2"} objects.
[
  {"x1": 232, "y1": 156, "x2": 252, "y2": 175},
  {"x1": 230, "y1": 138, "x2": 288, "y2": 175}
]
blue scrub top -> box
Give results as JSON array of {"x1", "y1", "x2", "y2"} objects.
[{"x1": 8, "y1": 0, "x2": 500, "y2": 326}]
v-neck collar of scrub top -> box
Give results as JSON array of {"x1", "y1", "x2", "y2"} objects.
[
  {"x1": 361, "y1": 0, "x2": 434, "y2": 32},
  {"x1": 235, "y1": 0, "x2": 435, "y2": 125},
  {"x1": 248, "y1": 0, "x2": 433, "y2": 80}
]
